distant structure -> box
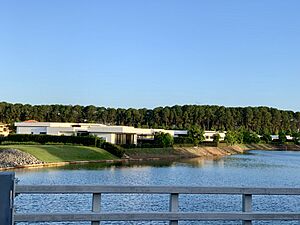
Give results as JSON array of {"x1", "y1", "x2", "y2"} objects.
[
  {"x1": 14, "y1": 121, "x2": 187, "y2": 145},
  {"x1": 203, "y1": 131, "x2": 226, "y2": 142},
  {"x1": 14, "y1": 121, "x2": 227, "y2": 145},
  {"x1": 0, "y1": 123, "x2": 10, "y2": 136},
  {"x1": 270, "y1": 135, "x2": 294, "y2": 141}
]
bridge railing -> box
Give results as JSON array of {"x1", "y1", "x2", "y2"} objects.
[{"x1": 2, "y1": 172, "x2": 300, "y2": 225}]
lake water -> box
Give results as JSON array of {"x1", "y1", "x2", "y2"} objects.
[{"x1": 14, "y1": 150, "x2": 300, "y2": 225}]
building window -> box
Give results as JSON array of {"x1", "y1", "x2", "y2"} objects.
[
  {"x1": 116, "y1": 134, "x2": 134, "y2": 145},
  {"x1": 77, "y1": 131, "x2": 89, "y2": 136}
]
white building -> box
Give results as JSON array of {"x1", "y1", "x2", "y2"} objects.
[
  {"x1": 15, "y1": 121, "x2": 227, "y2": 144},
  {"x1": 15, "y1": 121, "x2": 188, "y2": 145},
  {"x1": 271, "y1": 135, "x2": 294, "y2": 141},
  {"x1": 203, "y1": 131, "x2": 226, "y2": 142}
]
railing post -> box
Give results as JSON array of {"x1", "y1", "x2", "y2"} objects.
[
  {"x1": 242, "y1": 194, "x2": 252, "y2": 225},
  {"x1": 169, "y1": 193, "x2": 179, "y2": 225},
  {"x1": 91, "y1": 193, "x2": 101, "y2": 225},
  {"x1": 0, "y1": 172, "x2": 15, "y2": 225}
]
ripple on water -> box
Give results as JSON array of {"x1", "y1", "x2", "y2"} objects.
[{"x1": 14, "y1": 150, "x2": 300, "y2": 225}]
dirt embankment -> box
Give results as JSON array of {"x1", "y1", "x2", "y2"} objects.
[
  {"x1": 125, "y1": 144, "x2": 300, "y2": 160},
  {"x1": 174, "y1": 145, "x2": 246, "y2": 157},
  {"x1": 0, "y1": 149, "x2": 43, "y2": 168},
  {"x1": 241, "y1": 143, "x2": 300, "y2": 151},
  {"x1": 125, "y1": 145, "x2": 246, "y2": 159}
]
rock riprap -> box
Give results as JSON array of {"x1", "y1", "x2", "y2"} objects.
[{"x1": 0, "y1": 149, "x2": 43, "y2": 168}]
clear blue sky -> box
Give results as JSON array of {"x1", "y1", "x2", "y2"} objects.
[{"x1": 1, "y1": 0, "x2": 299, "y2": 111}]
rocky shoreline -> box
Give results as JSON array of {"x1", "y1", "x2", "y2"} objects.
[{"x1": 0, "y1": 148, "x2": 43, "y2": 168}]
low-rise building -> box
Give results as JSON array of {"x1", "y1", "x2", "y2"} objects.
[
  {"x1": 14, "y1": 121, "x2": 228, "y2": 144},
  {"x1": 203, "y1": 131, "x2": 226, "y2": 142},
  {"x1": 271, "y1": 134, "x2": 294, "y2": 141},
  {"x1": 14, "y1": 121, "x2": 188, "y2": 145}
]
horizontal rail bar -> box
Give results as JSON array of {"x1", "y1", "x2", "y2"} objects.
[
  {"x1": 15, "y1": 185, "x2": 300, "y2": 195},
  {"x1": 14, "y1": 212, "x2": 300, "y2": 222}
]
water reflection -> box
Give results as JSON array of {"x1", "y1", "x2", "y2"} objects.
[{"x1": 14, "y1": 150, "x2": 300, "y2": 225}]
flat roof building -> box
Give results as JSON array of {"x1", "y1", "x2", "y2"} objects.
[
  {"x1": 14, "y1": 121, "x2": 228, "y2": 144},
  {"x1": 14, "y1": 121, "x2": 187, "y2": 145}
]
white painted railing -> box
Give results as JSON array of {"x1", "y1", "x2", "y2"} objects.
[{"x1": 13, "y1": 185, "x2": 300, "y2": 225}]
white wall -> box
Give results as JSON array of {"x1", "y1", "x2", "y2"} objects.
[
  {"x1": 203, "y1": 131, "x2": 226, "y2": 142},
  {"x1": 17, "y1": 126, "x2": 47, "y2": 134},
  {"x1": 91, "y1": 133, "x2": 116, "y2": 144}
]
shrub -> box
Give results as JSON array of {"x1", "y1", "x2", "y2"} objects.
[
  {"x1": 242, "y1": 131, "x2": 260, "y2": 144},
  {"x1": 188, "y1": 127, "x2": 205, "y2": 146},
  {"x1": 0, "y1": 141, "x2": 40, "y2": 145},
  {"x1": 120, "y1": 144, "x2": 137, "y2": 149},
  {"x1": 136, "y1": 142, "x2": 161, "y2": 148},
  {"x1": 174, "y1": 136, "x2": 193, "y2": 144},
  {"x1": 0, "y1": 134, "x2": 98, "y2": 146},
  {"x1": 45, "y1": 142, "x2": 79, "y2": 145},
  {"x1": 213, "y1": 134, "x2": 220, "y2": 144},
  {"x1": 0, "y1": 134, "x2": 124, "y2": 158},
  {"x1": 278, "y1": 131, "x2": 287, "y2": 144},
  {"x1": 154, "y1": 132, "x2": 174, "y2": 148},
  {"x1": 101, "y1": 142, "x2": 125, "y2": 158},
  {"x1": 261, "y1": 134, "x2": 272, "y2": 144}
]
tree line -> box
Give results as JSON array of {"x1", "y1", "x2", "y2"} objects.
[{"x1": 1, "y1": 102, "x2": 300, "y2": 134}]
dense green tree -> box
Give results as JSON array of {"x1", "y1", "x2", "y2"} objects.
[
  {"x1": 188, "y1": 126, "x2": 205, "y2": 146},
  {"x1": 242, "y1": 130, "x2": 260, "y2": 144},
  {"x1": 154, "y1": 132, "x2": 174, "y2": 147},
  {"x1": 278, "y1": 131, "x2": 287, "y2": 144},
  {"x1": 224, "y1": 131, "x2": 237, "y2": 145},
  {"x1": 244, "y1": 107, "x2": 254, "y2": 130},
  {"x1": 0, "y1": 102, "x2": 299, "y2": 134},
  {"x1": 213, "y1": 133, "x2": 220, "y2": 144},
  {"x1": 291, "y1": 132, "x2": 300, "y2": 144},
  {"x1": 261, "y1": 133, "x2": 272, "y2": 144}
]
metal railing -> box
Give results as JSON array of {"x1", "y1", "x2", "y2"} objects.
[{"x1": 1, "y1": 172, "x2": 300, "y2": 225}]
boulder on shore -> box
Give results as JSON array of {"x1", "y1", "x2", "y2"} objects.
[{"x1": 0, "y1": 148, "x2": 43, "y2": 168}]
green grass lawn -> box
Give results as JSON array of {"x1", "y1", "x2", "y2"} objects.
[{"x1": 0, "y1": 145, "x2": 117, "y2": 162}]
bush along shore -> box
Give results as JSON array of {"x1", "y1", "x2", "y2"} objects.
[{"x1": 0, "y1": 134, "x2": 125, "y2": 158}]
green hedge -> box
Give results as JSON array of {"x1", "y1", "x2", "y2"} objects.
[
  {"x1": 0, "y1": 141, "x2": 41, "y2": 145},
  {"x1": 136, "y1": 139, "x2": 166, "y2": 148},
  {"x1": 0, "y1": 134, "x2": 97, "y2": 146},
  {"x1": 174, "y1": 136, "x2": 194, "y2": 144},
  {"x1": 174, "y1": 143, "x2": 194, "y2": 147},
  {"x1": 0, "y1": 134, "x2": 125, "y2": 158},
  {"x1": 101, "y1": 142, "x2": 125, "y2": 158}
]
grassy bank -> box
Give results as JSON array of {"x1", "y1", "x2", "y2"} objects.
[{"x1": 0, "y1": 145, "x2": 117, "y2": 162}]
